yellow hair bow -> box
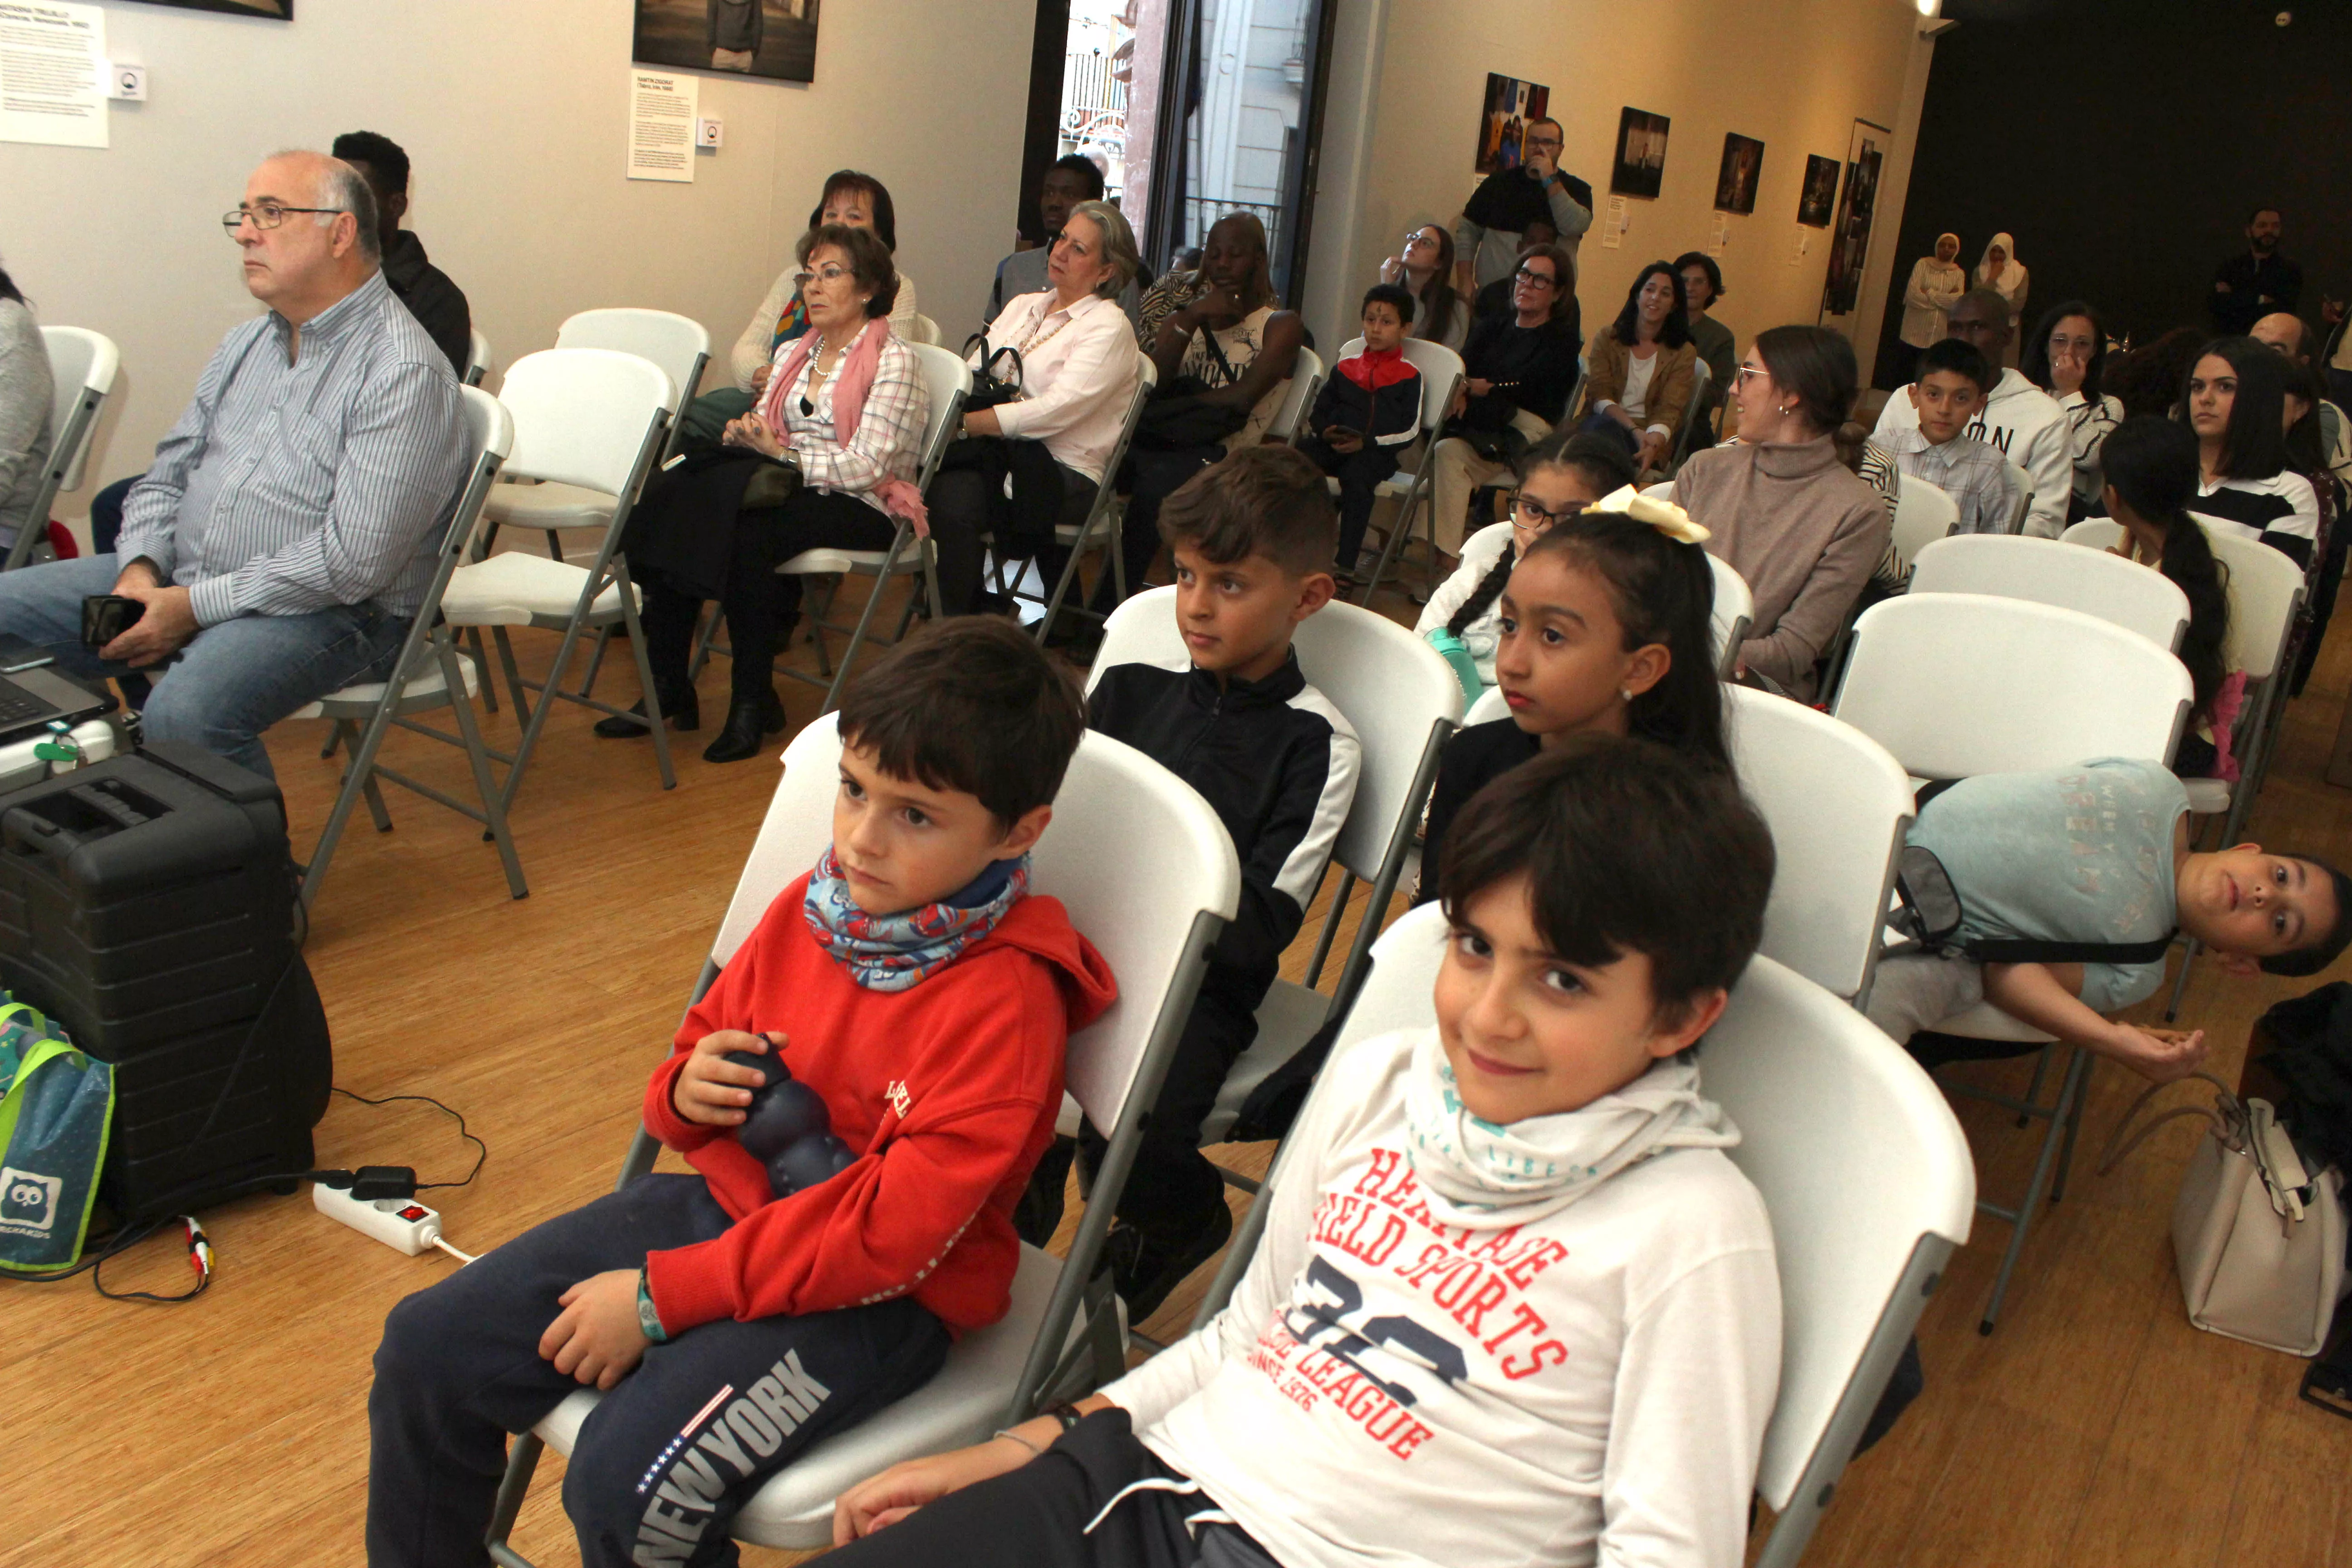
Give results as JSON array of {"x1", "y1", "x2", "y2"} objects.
[{"x1": 1586, "y1": 484, "x2": 1710, "y2": 545}]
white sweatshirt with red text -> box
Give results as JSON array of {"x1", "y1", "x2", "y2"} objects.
[{"x1": 1102, "y1": 1027, "x2": 1781, "y2": 1568}]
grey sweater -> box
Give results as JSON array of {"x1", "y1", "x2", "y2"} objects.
[
  {"x1": 1676, "y1": 436, "x2": 1889, "y2": 699},
  {"x1": 0, "y1": 298, "x2": 54, "y2": 550}
]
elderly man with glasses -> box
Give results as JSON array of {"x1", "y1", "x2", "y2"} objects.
[
  {"x1": 1454, "y1": 117, "x2": 1593, "y2": 294},
  {"x1": 0, "y1": 149, "x2": 467, "y2": 779}
]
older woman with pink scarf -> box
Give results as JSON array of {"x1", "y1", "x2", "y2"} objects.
[{"x1": 612, "y1": 222, "x2": 931, "y2": 763}]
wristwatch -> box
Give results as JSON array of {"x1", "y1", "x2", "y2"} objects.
[
  {"x1": 1044, "y1": 1401, "x2": 1085, "y2": 1433},
  {"x1": 637, "y1": 1268, "x2": 670, "y2": 1344}
]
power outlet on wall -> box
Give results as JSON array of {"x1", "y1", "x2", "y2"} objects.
[
  {"x1": 696, "y1": 116, "x2": 724, "y2": 151},
  {"x1": 107, "y1": 63, "x2": 147, "y2": 101}
]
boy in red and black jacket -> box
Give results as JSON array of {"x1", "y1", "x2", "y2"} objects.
[
  {"x1": 1295, "y1": 282, "x2": 1424, "y2": 578},
  {"x1": 366, "y1": 621, "x2": 1115, "y2": 1568}
]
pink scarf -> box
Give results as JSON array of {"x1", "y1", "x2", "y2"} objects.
[{"x1": 755, "y1": 318, "x2": 931, "y2": 537}]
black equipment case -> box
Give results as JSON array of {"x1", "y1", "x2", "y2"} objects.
[{"x1": 0, "y1": 742, "x2": 330, "y2": 1219}]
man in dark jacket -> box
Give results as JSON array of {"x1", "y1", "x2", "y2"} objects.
[
  {"x1": 1455, "y1": 118, "x2": 1593, "y2": 290},
  {"x1": 332, "y1": 131, "x2": 473, "y2": 377},
  {"x1": 2211, "y1": 206, "x2": 2302, "y2": 337}
]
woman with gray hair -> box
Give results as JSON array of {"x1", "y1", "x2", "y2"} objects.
[{"x1": 931, "y1": 199, "x2": 1142, "y2": 617}]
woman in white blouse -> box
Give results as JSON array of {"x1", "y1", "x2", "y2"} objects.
[
  {"x1": 931, "y1": 198, "x2": 1142, "y2": 616},
  {"x1": 612, "y1": 224, "x2": 931, "y2": 763},
  {"x1": 1895, "y1": 233, "x2": 1965, "y2": 387}
]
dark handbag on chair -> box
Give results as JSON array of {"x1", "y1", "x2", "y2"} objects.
[
  {"x1": 961, "y1": 333, "x2": 1026, "y2": 411},
  {"x1": 1133, "y1": 329, "x2": 1250, "y2": 452}
]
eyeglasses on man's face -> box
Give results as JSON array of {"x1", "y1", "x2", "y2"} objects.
[{"x1": 220, "y1": 201, "x2": 348, "y2": 237}]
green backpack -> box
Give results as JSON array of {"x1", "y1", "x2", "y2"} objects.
[{"x1": 0, "y1": 997, "x2": 114, "y2": 1276}]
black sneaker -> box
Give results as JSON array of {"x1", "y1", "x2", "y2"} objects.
[{"x1": 1102, "y1": 1203, "x2": 1235, "y2": 1325}]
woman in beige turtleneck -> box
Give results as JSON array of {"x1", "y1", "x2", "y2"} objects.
[{"x1": 1674, "y1": 325, "x2": 1889, "y2": 699}]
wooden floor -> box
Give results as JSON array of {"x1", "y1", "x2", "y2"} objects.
[{"x1": 2, "y1": 568, "x2": 2348, "y2": 1568}]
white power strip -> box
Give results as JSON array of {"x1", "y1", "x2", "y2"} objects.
[{"x1": 313, "y1": 1181, "x2": 447, "y2": 1257}]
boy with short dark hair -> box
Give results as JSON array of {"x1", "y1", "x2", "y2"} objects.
[
  {"x1": 1868, "y1": 757, "x2": 2352, "y2": 1083},
  {"x1": 366, "y1": 619, "x2": 1116, "y2": 1568},
  {"x1": 1033, "y1": 445, "x2": 1361, "y2": 1318},
  {"x1": 1296, "y1": 283, "x2": 1427, "y2": 579},
  {"x1": 1880, "y1": 336, "x2": 2026, "y2": 536}
]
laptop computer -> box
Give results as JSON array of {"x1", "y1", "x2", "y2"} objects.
[{"x1": 0, "y1": 637, "x2": 117, "y2": 747}]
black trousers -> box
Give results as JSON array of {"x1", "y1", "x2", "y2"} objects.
[
  {"x1": 367, "y1": 1173, "x2": 948, "y2": 1568},
  {"x1": 926, "y1": 464, "x2": 1090, "y2": 615},
  {"x1": 1102, "y1": 446, "x2": 1226, "y2": 609},
  {"x1": 1080, "y1": 980, "x2": 1258, "y2": 1250},
  {"x1": 823, "y1": 1407, "x2": 1276, "y2": 1568},
  {"x1": 636, "y1": 488, "x2": 896, "y2": 704},
  {"x1": 1295, "y1": 436, "x2": 1401, "y2": 570}
]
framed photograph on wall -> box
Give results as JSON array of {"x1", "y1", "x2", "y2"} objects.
[
  {"x1": 1820, "y1": 118, "x2": 1891, "y2": 320},
  {"x1": 1611, "y1": 107, "x2": 1670, "y2": 199},
  {"x1": 1797, "y1": 154, "x2": 1839, "y2": 228},
  {"x1": 1474, "y1": 73, "x2": 1551, "y2": 175},
  {"x1": 130, "y1": 0, "x2": 290, "y2": 15},
  {"x1": 632, "y1": 0, "x2": 820, "y2": 84},
  {"x1": 1713, "y1": 133, "x2": 1763, "y2": 215}
]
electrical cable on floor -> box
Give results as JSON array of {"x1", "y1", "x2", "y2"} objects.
[{"x1": 431, "y1": 1235, "x2": 477, "y2": 1265}]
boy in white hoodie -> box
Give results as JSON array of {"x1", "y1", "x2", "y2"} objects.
[
  {"x1": 1875, "y1": 288, "x2": 2071, "y2": 539},
  {"x1": 827, "y1": 735, "x2": 1784, "y2": 1568}
]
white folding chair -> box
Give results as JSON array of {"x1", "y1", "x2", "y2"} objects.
[
  {"x1": 1664, "y1": 354, "x2": 1715, "y2": 476},
  {"x1": 294, "y1": 387, "x2": 524, "y2": 907},
  {"x1": 1725, "y1": 686, "x2": 1913, "y2": 1004},
  {"x1": 6, "y1": 327, "x2": 119, "y2": 571},
  {"x1": 1887, "y1": 474, "x2": 1958, "y2": 583},
  {"x1": 463, "y1": 328, "x2": 492, "y2": 388},
  {"x1": 1708, "y1": 551, "x2": 1754, "y2": 680},
  {"x1": 440, "y1": 348, "x2": 679, "y2": 810},
  {"x1": 481, "y1": 308, "x2": 709, "y2": 564},
  {"x1": 688, "y1": 343, "x2": 971, "y2": 713},
  {"x1": 1831, "y1": 590, "x2": 2192, "y2": 1329},
  {"x1": 480, "y1": 716, "x2": 1240, "y2": 1563},
  {"x1": 1193, "y1": 904, "x2": 1974, "y2": 1568},
  {"x1": 1084, "y1": 586, "x2": 1464, "y2": 1147},
  {"x1": 1024, "y1": 352, "x2": 1154, "y2": 646},
  {"x1": 1267, "y1": 345, "x2": 1323, "y2": 444},
  {"x1": 1910, "y1": 532, "x2": 2190, "y2": 652},
  {"x1": 2064, "y1": 519, "x2": 2307, "y2": 1015},
  {"x1": 2002, "y1": 456, "x2": 2035, "y2": 534},
  {"x1": 1343, "y1": 335, "x2": 1466, "y2": 603}
]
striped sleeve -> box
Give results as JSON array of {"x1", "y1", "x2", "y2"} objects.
[{"x1": 1214, "y1": 689, "x2": 1360, "y2": 980}]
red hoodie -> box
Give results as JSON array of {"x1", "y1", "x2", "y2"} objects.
[{"x1": 641, "y1": 874, "x2": 1116, "y2": 1337}]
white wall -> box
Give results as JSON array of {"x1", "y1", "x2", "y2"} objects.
[
  {"x1": 1304, "y1": 0, "x2": 1930, "y2": 377},
  {"x1": 0, "y1": 0, "x2": 1030, "y2": 524}
]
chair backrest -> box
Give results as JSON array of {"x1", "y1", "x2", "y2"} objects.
[
  {"x1": 906, "y1": 342, "x2": 974, "y2": 491},
  {"x1": 1339, "y1": 335, "x2": 1464, "y2": 439},
  {"x1": 1725, "y1": 686, "x2": 1913, "y2": 1000},
  {"x1": 2002, "y1": 456, "x2": 2034, "y2": 531},
  {"x1": 1268, "y1": 345, "x2": 1323, "y2": 445},
  {"x1": 711, "y1": 716, "x2": 1240, "y2": 1127},
  {"x1": 1832, "y1": 591, "x2": 2192, "y2": 778},
  {"x1": 1910, "y1": 532, "x2": 2190, "y2": 652},
  {"x1": 1889, "y1": 474, "x2": 1958, "y2": 567},
  {"x1": 1707, "y1": 552, "x2": 1753, "y2": 679},
  {"x1": 908, "y1": 313, "x2": 941, "y2": 346},
  {"x1": 1324, "y1": 904, "x2": 1976, "y2": 1516},
  {"x1": 551, "y1": 308, "x2": 709, "y2": 413},
  {"x1": 1464, "y1": 684, "x2": 1509, "y2": 725},
  {"x1": 436, "y1": 386, "x2": 516, "y2": 562},
  {"x1": 463, "y1": 328, "x2": 492, "y2": 387},
  {"x1": 36, "y1": 325, "x2": 118, "y2": 493},
  {"x1": 1089, "y1": 586, "x2": 1462, "y2": 880},
  {"x1": 2061, "y1": 517, "x2": 2304, "y2": 681},
  {"x1": 495, "y1": 348, "x2": 675, "y2": 497}
]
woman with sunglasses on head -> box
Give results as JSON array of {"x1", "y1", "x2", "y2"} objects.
[
  {"x1": 1378, "y1": 223, "x2": 1470, "y2": 350},
  {"x1": 1425, "y1": 244, "x2": 1584, "y2": 577},
  {"x1": 1418, "y1": 433, "x2": 1634, "y2": 701},
  {"x1": 1573, "y1": 261, "x2": 1697, "y2": 477}
]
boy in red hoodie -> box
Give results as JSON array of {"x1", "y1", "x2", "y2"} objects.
[{"x1": 365, "y1": 620, "x2": 1116, "y2": 1568}]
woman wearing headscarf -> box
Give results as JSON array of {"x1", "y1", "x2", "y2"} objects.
[
  {"x1": 1896, "y1": 233, "x2": 1966, "y2": 386},
  {"x1": 1976, "y1": 233, "x2": 2029, "y2": 366}
]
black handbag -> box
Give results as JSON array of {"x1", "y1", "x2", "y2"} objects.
[
  {"x1": 961, "y1": 333, "x2": 1025, "y2": 411},
  {"x1": 1133, "y1": 328, "x2": 1250, "y2": 451}
]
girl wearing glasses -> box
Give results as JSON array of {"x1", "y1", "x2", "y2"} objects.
[{"x1": 1418, "y1": 433, "x2": 1633, "y2": 700}]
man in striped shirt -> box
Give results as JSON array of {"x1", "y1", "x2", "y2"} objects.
[{"x1": 0, "y1": 150, "x2": 467, "y2": 779}]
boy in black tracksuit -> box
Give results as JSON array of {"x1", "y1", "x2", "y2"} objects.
[
  {"x1": 1023, "y1": 446, "x2": 1360, "y2": 1321},
  {"x1": 1295, "y1": 283, "x2": 1425, "y2": 577}
]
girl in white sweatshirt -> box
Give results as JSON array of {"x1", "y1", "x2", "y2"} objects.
[{"x1": 829, "y1": 737, "x2": 1784, "y2": 1568}]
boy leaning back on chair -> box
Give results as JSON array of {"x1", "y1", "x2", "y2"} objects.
[
  {"x1": 1022, "y1": 444, "x2": 1362, "y2": 1321},
  {"x1": 364, "y1": 620, "x2": 1116, "y2": 1568},
  {"x1": 1867, "y1": 757, "x2": 2352, "y2": 1083},
  {"x1": 826, "y1": 738, "x2": 1784, "y2": 1568}
]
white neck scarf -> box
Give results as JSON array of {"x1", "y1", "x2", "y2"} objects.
[{"x1": 1402, "y1": 1030, "x2": 1740, "y2": 1229}]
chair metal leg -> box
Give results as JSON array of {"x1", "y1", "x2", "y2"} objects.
[
  {"x1": 490, "y1": 626, "x2": 530, "y2": 724},
  {"x1": 482, "y1": 1431, "x2": 547, "y2": 1568},
  {"x1": 466, "y1": 627, "x2": 497, "y2": 713},
  {"x1": 1975, "y1": 1046, "x2": 2088, "y2": 1333},
  {"x1": 612, "y1": 563, "x2": 677, "y2": 792},
  {"x1": 1302, "y1": 868, "x2": 1352, "y2": 989},
  {"x1": 579, "y1": 625, "x2": 613, "y2": 699},
  {"x1": 1033, "y1": 520, "x2": 1095, "y2": 647},
  {"x1": 2018, "y1": 1047, "x2": 2052, "y2": 1128},
  {"x1": 2164, "y1": 936, "x2": 2197, "y2": 1022},
  {"x1": 2049, "y1": 1054, "x2": 2091, "y2": 1203},
  {"x1": 492, "y1": 617, "x2": 588, "y2": 816},
  {"x1": 302, "y1": 706, "x2": 402, "y2": 912},
  {"x1": 818, "y1": 534, "x2": 911, "y2": 715},
  {"x1": 441, "y1": 639, "x2": 528, "y2": 899}
]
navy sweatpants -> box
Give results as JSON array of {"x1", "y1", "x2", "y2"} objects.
[{"x1": 367, "y1": 1173, "x2": 949, "y2": 1568}]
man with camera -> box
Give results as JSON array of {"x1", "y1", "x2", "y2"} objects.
[
  {"x1": 0, "y1": 149, "x2": 466, "y2": 780},
  {"x1": 1454, "y1": 118, "x2": 1594, "y2": 293}
]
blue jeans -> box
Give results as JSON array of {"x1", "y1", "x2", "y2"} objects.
[{"x1": 0, "y1": 554, "x2": 408, "y2": 779}]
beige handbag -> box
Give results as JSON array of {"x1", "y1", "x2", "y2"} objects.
[{"x1": 2099, "y1": 1071, "x2": 2347, "y2": 1356}]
